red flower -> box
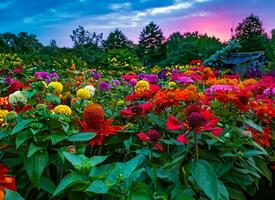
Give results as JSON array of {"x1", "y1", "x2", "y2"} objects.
[
  {"x1": 125, "y1": 84, "x2": 160, "y2": 101},
  {"x1": 136, "y1": 129, "x2": 163, "y2": 152},
  {"x1": 0, "y1": 163, "x2": 16, "y2": 200},
  {"x1": 8, "y1": 80, "x2": 23, "y2": 94},
  {"x1": 177, "y1": 134, "x2": 188, "y2": 144},
  {"x1": 246, "y1": 127, "x2": 272, "y2": 147},
  {"x1": 120, "y1": 102, "x2": 152, "y2": 118},
  {"x1": 78, "y1": 104, "x2": 123, "y2": 147},
  {"x1": 166, "y1": 104, "x2": 223, "y2": 143}
]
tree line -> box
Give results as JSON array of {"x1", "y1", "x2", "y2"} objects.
[{"x1": 0, "y1": 14, "x2": 275, "y2": 69}]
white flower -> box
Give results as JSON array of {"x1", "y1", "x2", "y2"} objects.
[
  {"x1": 8, "y1": 91, "x2": 27, "y2": 106},
  {"x1": 84, "y1": 85, "x2": 96, "y2": 97}
]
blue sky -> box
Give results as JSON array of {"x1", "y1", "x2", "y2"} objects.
[{"x1": 1, "y1": 0, "x2": 275, "y2": 46}]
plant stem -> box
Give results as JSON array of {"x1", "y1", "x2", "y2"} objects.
[{"x1": 194, "y1": 133, "x2": 199, "y2": 161}]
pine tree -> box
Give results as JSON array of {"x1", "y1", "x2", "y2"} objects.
[
  {"x1": 138, "y1": 21, "x2": 165, "y2": 66},
  {"x1": 234, "y1": 14, "x2": 268, "y2": 52},
  {"x1": 103, "y1": 28, "x2": 132, "y2": 50}
]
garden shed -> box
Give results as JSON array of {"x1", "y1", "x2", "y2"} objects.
[{"x1": 221, "y1": 52, "x2": 269, "y2": 76}]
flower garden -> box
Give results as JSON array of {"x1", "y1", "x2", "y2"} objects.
[{"x1": 0, "y1": 57, "x2": 274, "y2": 200}]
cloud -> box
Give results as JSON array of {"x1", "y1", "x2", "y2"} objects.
[{"x1": 109, "y1": 2, "x2": 131, "y2": 11}]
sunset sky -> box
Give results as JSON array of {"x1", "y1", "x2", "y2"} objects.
[{"x1": 1, "y1": 0, "x2": 275, "y2": 46}]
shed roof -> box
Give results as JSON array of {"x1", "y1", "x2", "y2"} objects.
[{"x1": 222, "y1": 52, "x2": 268, "y2": 65}]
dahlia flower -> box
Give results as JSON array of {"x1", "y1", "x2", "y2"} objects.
[
  {"x1": 0, "y1": 163, "x2": 16, "y2": 200},
  {"x1": 76, "y1": 88, "x2": 91, "y2": 100},
  {"x1": 8, "y1": 91, "x2": 27, "y2": 106},
  {"x1": 48, "y1": 81, "x2": 63, "y2": 94},
  {"x1": 53, "y1": 105, "x2": 72, "y2": 116},
  {"x1": 84, "y1": 85, "x2": 96, "y2": 97}
]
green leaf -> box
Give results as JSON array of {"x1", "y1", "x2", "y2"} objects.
[
  {"x1": 85, "y1": 180, "x2": 108, "y2": 194},
  {"x1": 243, "y1": 150, "x2": 268, "y2": 158},
  {"x1": 51, "y1": 134, "x2": 66, "y2": 145},
  {"x1": 147, "y1": 113, "x2": 165, "y2": 129},
  {"x1": 28, "y1": 143, "x2": 44, "y2": 158},
  {"x1": 53, "y1": 173, "x2": 83, "y2": 197},
  {"x1": 39, "y1": 177, "x2": 56, "y2": 194},
  {"x1": 63, "y1": 152, "x2": 85, "y2": 169},
  {"x1": 128, "y1": 182, "x2": 153, "y2": 200},
  {"x1": 90, "y1": 155, "x2": 109, "y2": 167},
  {"x1": 24, "y1": 151, "x2": 49, "y2": 186},
  {"x1": 4, "y1": 189, "x2": 25, "y2": 200},
  {"x1": 192, "y1": 159, "x2": 218, "y2": 200},
  {"x1": 217, "y1": 181, "x2": 229, "y2": 200},
  {"x1": 254, "y1": 157, "x2": 272, "y2": 182},
  {"x1": 15, "y1": 131, "x2": 30, "y2": 149},
  {"x1": 241, "y1": 118, "x2": 263, "y2": 133},
  {"x1": 12, "y1": 119, "x2": 33, "y2": 135},
  {"x1": 227, "y1": 187, "x2": 246, "y2": 200},
  {"x1": 67, "y1": 132, "x2": 96, "y2": 142}
]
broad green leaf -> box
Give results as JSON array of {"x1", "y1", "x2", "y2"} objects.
[
  {"x1": 128, "y1": 182, "x2": 153, "y2": 200},
  {"x1": 15, "y1": 131, "x2": 30, "y2": 149},
  {"x1": 28, "y1": 143, "x2": 44, "y2": 158},
  {"x1": 53, "y1": 173, "x2": 83, "y2": 197},
  {"x1": 85, "y1": 180, "x2": 108, "y2": 194},
  {"x1": 24, "y1": 151, "x2": 49, "y2": 187},
  {"x1": 63, "y1": 152, "x2": 85, "y2": 169},
  {"x1": 170, "y1": 185, "x2": 195, "y2": 200},
  {"x1": 227, "y1": 187, "x2": 246, "y2": 200},
  {"x1": 254, "y1": 157, "x2": 272, "y2": 182},
  {"x1": 243, "y1": 150, "x2": 268, "y2": 158},
  {"x1": 147, "y1": 113, "x2": 165, "y2": 129},
  {"x1": 217, "y1": 181, "x2": 229, "y2": 200},
  {"x1": 90, "y1": 155, "x2": 109, "y2": 167},
  {"x1": 39, "y1": 177, "x2": 56, "y2": 194},
  {"x1": 67, "y1": 132, "x2": 96, "y2": 142},
  {"x1": 4, "y1": 189, "x2": 25, "y2": 200},
  {"x1": 192, "y1": 159, "x2": 218, "y2": 200},
  {"x1": 89, "y1": 163, "x2": 115, "y2": 179},
  {"x1": 51, "y1": 134, "x2": 66, "y2": 145},
  {"x1": 241, "y1": 118, "x2": 263, "y2": 133},
  {"x1": 12, "y1": 119, "x2": 33, "y2": 135}
]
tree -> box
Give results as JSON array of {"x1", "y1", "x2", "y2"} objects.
[
  {"x1": 70, "y1": 25, "x2": 103, "y2": 49},
  {"x1": 103, "y1": 28, "x2": 132, "y2": 50},
  {"x1": 234, "y1": 14, "x2": 269, "y2": 52},
  {"x1": 49, "y1": 39, "x2": 57, "y2": 48},
  {"x1": 138, "y1": 21, "x2": 165, "y2": 66}
]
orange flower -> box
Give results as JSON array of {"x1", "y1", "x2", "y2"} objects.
[
  {"x1": 0, "y1": 163, "x2": 16, "y2": 200},
  {"x1": 245, "y1": 127, "x2": 271, "y2": 147},
  {"x1": 78, "y1": 104, "x2": 123, "y2": 147},
  {"x1": 153, "y1": 89, "x2": 197, "y2": 112}
]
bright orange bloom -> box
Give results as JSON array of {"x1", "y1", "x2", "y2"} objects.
[
  {"x1": 249, "y1": 100, "x2": 275, "y2": 121},
  {"x1": 78, "y1": 104, "x2": 123, "y2": 147},
  {"x1": 153, "y1": 89, "x2": 197, "y2": 112},
  {"x1": 0, "y1": 163, "x2": 16, "y2": 200}
]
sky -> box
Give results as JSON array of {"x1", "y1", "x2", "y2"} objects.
[{"x1": 0, "y1": 0, "x2": 275, "y2": 47}]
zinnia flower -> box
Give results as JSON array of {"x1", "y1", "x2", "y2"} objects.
[
  {"x1": 98, "y1": 82, "x2": 111, "y2": 91},
  {"x1": 136, "y1": 129, "x2": 163, "y2": 152},
  {"x1": 84, "y1": 85, "x2": 96, "y2": 97},
  {"x1": 78, "y1": 104, "x2": 123, "y2": 147},
  {"x1": 8, "y1": 91, "x2": 27, "y2": 106},
  {"x1": 48, "y1": 81, "x2": 63, "y2": 94},
  {"x1": 166, "y1": 104, "x2": 223, "y2": 143},
  {"x1": 245, "y1": 127, "x2": 271, "y2": 147},
  {"x1": 53, "y1": 105, "x2": 72, "y2": 116},
  {"x1": 0, "y1": 163, "x2": 16, "y2": 200},
  {"x1": 76, "y1": 88, "x2": 91, "y2": 100}
]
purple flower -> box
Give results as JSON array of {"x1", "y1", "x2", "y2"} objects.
[
  {"x1": 49, "y1": 72, "x2": 59, "y2": 81},
  {"x1": 177, "y1": 76, "x2": 194, "y2": 84},
  {"x1": 272, "y1": 88, "x2": 275, "y2": 95},
  {"x1": 138, "y1": 74, "x2": 146, "y2": 79},
  {"x1": 4, "y1": 77, "x2": 13, "y2": 84},
  {"x1": 92, "y1": 72, "x2": 101, "y2": 80},
  {"x1": 129, "y1": 79, "x2": 137, "y2": 86},
  {"x1": 147, "y1": 74, "x2": 159, "y2": 83},
  {"x1": 111, "y1": 80, "x2": 121, "y2": 86},
  {"x1": 98, "y1": 82, "x2": 111, "y2": 90},
  {"x1": 263, "y1": 88, "x2": 271, "y2": 96},
  {"x1": 158, "y1": 70, "x2": 167, "y2": 79}
]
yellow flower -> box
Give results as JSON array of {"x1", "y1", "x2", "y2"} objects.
[
  {"x1": 48, "y1": 81, "x2": 63, "y2": 93},
  {"x1": 53, "y1": 105, "x2": 72, "y2": 116},
  {"x1": 117, "y1": 100, "x2": 125, "y2": 106},
  {"x1": 241, "y1": 79, "x2": 257, "y2": 87},
  {"x1": 135, "y1": 80, "x2": 149, "y2": 89},
  {"x1": 168, "y1": 81, "x2": 177, "y2": 87},
  {"x1": 0, "y1": 110, "x2": 9, "y2": 120},
  {"x1": 77, "y1": 88, "x2": 91, "y2": 100},
  {"x1": 135, "y1": 80, "x2": 150, "y2": 95}
]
